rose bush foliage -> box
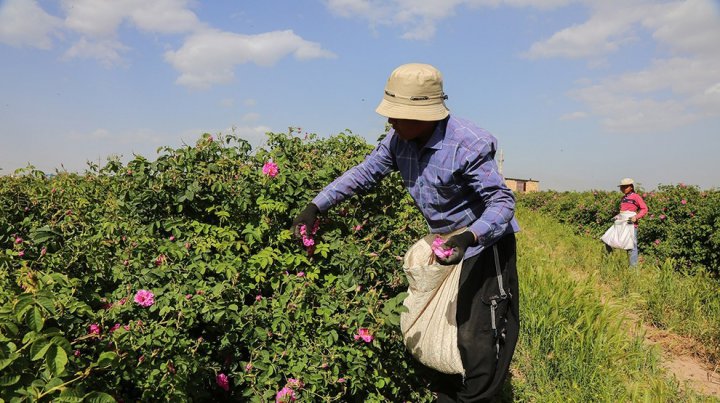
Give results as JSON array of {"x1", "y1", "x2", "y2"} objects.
[
  {"x1": 0, "y1": 129, "x2": 435, "y2": 402},
  {"x1": 517, "y1": 186, "x2": 720, "y2": 274}
]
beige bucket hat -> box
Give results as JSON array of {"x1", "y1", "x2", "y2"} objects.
[
  {"x1": 375, "y1": 63, "x2": 450, "y2": 121},
  {"x1": 618, "y1": 178, "x2": 634, "y2": 186}
]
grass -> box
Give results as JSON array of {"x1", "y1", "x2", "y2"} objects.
[{"x1": 508, "y1": 206, "x2": 718, "y2": 402}]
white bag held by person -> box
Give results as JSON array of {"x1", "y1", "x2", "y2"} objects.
[
  {"x1": 600, "y1": 211, "x2": 636, "y2": 250},
  {"x1": 400, "y1": 233, "x2": 465, "y2": 375}
]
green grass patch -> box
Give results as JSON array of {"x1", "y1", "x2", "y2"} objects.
[{"x1": 510, "y1": 206, "x2": 714, "y2": 402}]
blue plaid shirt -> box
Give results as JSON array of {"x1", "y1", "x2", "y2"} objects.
[{"x1": 312, "y1": 115, "x2": 520, "y2": 258}]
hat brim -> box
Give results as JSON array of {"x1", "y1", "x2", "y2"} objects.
[{"x1": 375, "y1": 98, "x2": 449, "y2": 121}]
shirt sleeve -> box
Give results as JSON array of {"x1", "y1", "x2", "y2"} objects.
[
  {"x1": 632, "y1": 193, "x2": 648, "y2": 219},
  {"x1": 462, "y1": 138, "x2": 516, "y2": 247},
  {"x1": 311, "y1": 135, "x2": 396, "y2": 212}
]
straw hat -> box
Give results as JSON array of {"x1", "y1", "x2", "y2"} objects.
[
  {"x1": 375, "y1": 63, "x2": 450, "y2": 121},
  {"x1": 618, "y1": 178, "x2": 634, "y2": 187}
]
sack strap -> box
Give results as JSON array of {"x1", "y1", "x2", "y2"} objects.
[
  {"x1": 493, "y1": 244, "x2": 507, "y2": 300},
  {"x1": 490, "y1": 243, "x2": 508, "y2": 360}
]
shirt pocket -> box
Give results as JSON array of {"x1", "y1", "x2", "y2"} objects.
[{"x1": 433, "y1": 183, "x2": 461, "y2": 199}]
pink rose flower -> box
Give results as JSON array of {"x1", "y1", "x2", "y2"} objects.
[
  {"x1": 276, "y1": 386, "x2": 296, "y2": 402},
  {"x1": 432, "y1": 236, "x2": 454, "y2": 259},
  {"x1": 337, "y1": 378, "x2": 346, "y2": 383},
  {"x1": 297, "y1": 272, "x2": 305, "y2": 277},
  {"x1": 169, "y1": 235, "x2": 175, "y2": 241},
  {"x1": 109, "y1": 323, "x2": 121, "y2": 333},
  {"x1": 18, "y1": 251, "x2": 25, "y2": 257},
  {"x1": 354, "y1": 328, "x2": 374, "y2": 343},
  {"x1": 40, "y1": 247, "x2": 47, "y2": 256},
  {"x1": 681, "y1": 199, "x2": 687, "y2": 205},
  {"x1": 262, "y1": 161, "x2": 279, "y2": 177},
  {"x1": 216, "y1": 373, "x2": 230, "y2": 391},
  {"x1": 654, "y1": 239, "x2": 661, "y2": 245},
  {"x1": 255, "y1": 294, "x2": 262, "y2": 302},
  {"x1": 134, "y1": 289, "x2": 155, "y2": 307},
  {"x1": 89, "y1": 323, "x2": 101, "y2": 335},
  {"x1": 245, "y1": 363, "x2": 253, "y2": 371},
  {"x1": 74, "y1": 350, "x2": 81, "y2": 357},
  {"x1": 15, "y1": 237, "x2": 23, "y2": 244}
]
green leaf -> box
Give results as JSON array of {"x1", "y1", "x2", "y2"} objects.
[
  {"x1": 29, "y1": 225, "x2": 62, "y2": 244},
  {"x1": 83, "y1": 391, "x2": 117, "y2": 403},
  {"x1": 0, "y1": 353, "x2": 20, "y2": 371},
  {"x1": 25, "y1": 307, "x2": 44, "y2": 332},
  {"x1": 96, "y1": 351, "x2": 118, "y2": 368},
  {"x1": 14, "y1": 294, "x2": 34, "y2": 321},
  {"x1": 0, "y1": 374, "x2": 21, "y2": 386},
  {"x1": 46, "y1": 345, "x2": 68, "y2": 376},
  {"x1": 30, "y1": 338, "x2": 51, "y2": 361},
  {"x1": 36, "y1": 295, "x2": 56, "y2": 316},
  {"x1": 50, "y1": 336, "x2": 72, "y2": 355},
  {"x1": 44, "y1": 377, "x2": 64, "y2": 392}
]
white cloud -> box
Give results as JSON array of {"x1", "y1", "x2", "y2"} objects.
[
  {"x1": 59, "y1": 0, "x2": 203, "y2": 64},
  {"x1": 219, "y1": 98, "x2": 235, "y2": 108},
  {"x1": 559, "y1": 111, "x2": 588, "y2": 121},
  {"x1": 643, "y1": 0, "x2": 720, "y2": 56},
  {"x1": 242, "y1": 112, "x2": 261, "y2": 122},
  {"x1": 62, "y1": 37, "x2": 129, "y2": 67},
  {"x1": 530, "y1": 0, "x2": 720, "y2": 132},
  {"x1": 0, "y1": 0, "x2": 62, "y2": 49},
  {"x1": 325, "y1": 0, "x2": 574, "y2": 40},
  {"x1": 61, "y1": 0, "x2": 203, "y2": 37},
  {"x1": 164, "y1": 29, "x2": 336, "y2": 89},
  {"x1": 523, "y1": 1, "x2": 647, "y2": 59},
  {"x1": 243, "y1": 98, "x2": 258, "y2": 107}
]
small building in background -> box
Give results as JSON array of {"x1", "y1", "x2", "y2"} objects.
[{"x1": 505, "y1": 177, "x2": 539, "y2": 193}]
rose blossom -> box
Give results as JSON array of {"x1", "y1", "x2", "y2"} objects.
[
  {"x1": 216, "y1": 373, "x2": 230, "y2": 391},
  {"x1": 354, "y1": 328, "x2": 374, "y2": 343},
  {"x1": 134, "y1": 289, "x2": 155, "y2": 307},
  {"x1": 432, "y1": 236, "x2": 453, "y2": 259},
  {"x1": 262, "y1": 161, "x2": 279, "y2": 177},
  {"x1": 89, "y1": 323, "x2": 101, "y2": 335},
  {"x1": 275, "y1": 387, "x2": 296, "y2": 402}
]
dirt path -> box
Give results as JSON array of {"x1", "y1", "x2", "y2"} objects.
[
  {"x1": 642, "y1": 324, "x2": 720, "y2": 398},
  {"x1": 568, "y1": 267, "x2": 719, "y2": 398}
]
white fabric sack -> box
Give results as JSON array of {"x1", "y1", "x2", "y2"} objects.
[
  {"x1": 600, "y1": 211, "x2": 637, "y2": 250},
  {"x1": 400, "y1": 233, "x2": 464, "y2": 375}
]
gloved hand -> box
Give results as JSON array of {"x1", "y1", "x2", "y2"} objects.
[
  {"x1": 436, "y1": 231, "x2": 476, "y2": 265},
  {"x1": 291, "y1": 203, "x2": 319, "y2": 238}
]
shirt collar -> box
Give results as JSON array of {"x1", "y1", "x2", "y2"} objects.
[{"x1": 422, "y1": 116, "x2": 450, "y2": 151}]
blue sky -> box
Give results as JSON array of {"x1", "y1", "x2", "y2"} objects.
[{"x1": 1, "y1": 0, "x2": 719, "y2": 191}]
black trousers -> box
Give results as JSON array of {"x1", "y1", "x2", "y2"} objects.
[{"x1": 420, "y1": 233, "x2": 519, "y2": 402}]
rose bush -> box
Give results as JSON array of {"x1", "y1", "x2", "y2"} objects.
[
  {"x1": 0, "y1": 129, "x2": 433, "y2": 401},
  {"x1": 517, "y1": 186, "x2": 720, "y2": 274}
]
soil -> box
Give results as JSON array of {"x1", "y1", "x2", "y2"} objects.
[{"x1": 642, "y1": 324, "x2": 720, "y2": 398}]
